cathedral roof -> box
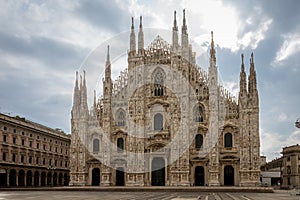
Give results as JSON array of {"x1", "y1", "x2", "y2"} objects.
[{"x1": 145, "y1": 35, "x2": 171, "y2": 56}]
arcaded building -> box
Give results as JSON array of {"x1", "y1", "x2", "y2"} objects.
[
  {"x1": 0, "y1": 113, "x2": 70, "y2": 187},
  {"x1": 282, "y1": 144, "x2": 300, "y2": 188},
  {"x1": 70, "y1": 10, "x2": 260, "y2": 187}
]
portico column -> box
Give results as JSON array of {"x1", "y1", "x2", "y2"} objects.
[{"x1": 38, "y1": 172, "x2": 41, "y2": 186}]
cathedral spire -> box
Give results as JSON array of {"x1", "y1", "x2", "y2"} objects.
[
  {"x1": 239, "y1": 54, "x2": 247, "y2": 101},
  {"x1": 80, "y1": 74, "x2": 83, "y2": 89},
  {"x1": 105, "y1": 45, "x2": 111, "y2": 79},
  {"x1": 130, "y1": 17, "x2": 136, "y2": 53},
  {"x1": 81, "y1": 70, "x2": 88, "y2": 109},
  {"x1": 181, "y1": 9, "x2": 188, "y2": 49},
  {"x1": 93, "y1": 90, "x2": 97, "y2": 109},
  {"x1": 83, "y1": 70, "x2": 86, "y2": 87},
  {"x1": 72, "y1": 71, "x2": 80, "y2": 110},
  {"x1": 104, "y1": 45, "x2": 112, "y2": 99},
  {"x1": 172, "y1": 10, "x2": 179, "y2": 49},
  {"x1": 248, "y1": 52, "x2": 257, "y2": 95},
  {"x1": 210, "y1": 31, "x2": 216, "y2": 64},
  {"x1": 138, "y1": 16, "x2": 144, "y2": 54}
]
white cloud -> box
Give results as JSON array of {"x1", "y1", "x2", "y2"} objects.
[
  {"x1": 261, "y1": 129, "x2": 300, "y2": 161},
  {"x1": 237, "y1": 18, "x2": 272, "y2": 50},
  {"x1": 278, "y1": 112, "x2": 288, "y2": 122},
  {"x1": 274, "y1": 33, "x2": 300, "y2": 65}
]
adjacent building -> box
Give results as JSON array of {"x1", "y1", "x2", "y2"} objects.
[
  {"x1": 70, "y1": 10, "x2": 261, "y2": 187},
  {"x1": 0, "y1": 113, "x2": 70, "y2": 187},
  {"x1": 260, "y1": 156, "x2": 282, "y2": 186},
  {"x1": 282, "y1": 144, "x2": 300, "y2": 188},
  {"x1": 261, "y1": 144, "x2": 300, "y2": 188}
]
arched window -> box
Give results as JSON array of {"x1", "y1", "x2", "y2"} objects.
[
  {"x1": 154, "y1": 70, "x2": 164, "y2": 96},
  {"x1": 194, "y1": 105, "x2": 204, "y2": 122},
  {"x1": 154, "y1": 113, "x2": 163, "y2": 131},
  {"x1": 117, "y1": 110, "x2": 125, "y2": 127},
  {"x1": 195, "y1": 134, "x2": 203, "y2": 149},
  {"x1": 224, "y1": 133, "x2": 232, "y2": 148},
  {"x1": 117, "y1": 138, "x2": 124, "y2": 153},
  {"x1": 93, "y1": 138, "x2": 100, "y2": 153}
]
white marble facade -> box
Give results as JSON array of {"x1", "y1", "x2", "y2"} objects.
[{"x1": 69, "y1": 10, "x2": 260, "y2": 187}]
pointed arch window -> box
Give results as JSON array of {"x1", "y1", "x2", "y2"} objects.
[
  {"x1": 194, "y1": 105, "x2": 204, "y2": 122},
  {"x1": 195, "y1": 134, "x2": 203, "y2": 149},
  {"x1": 93, "y1": 139, "x2": 100, "y2": 153},
  {"x1": 154, "y1": 70, "x2": 164, "y2": 96},
  {"x1": 117, "y1": 138, "x2": 124, "y2": 153},
  {"x1": 224, "y1": 133, "x2": 233, "y2": 148},
  {"x1": 154, "y1": 113, "x2": 163, "y2": 131},
  {"x1": 117, "y1": 110, "x2": 126, "y2": 127}
]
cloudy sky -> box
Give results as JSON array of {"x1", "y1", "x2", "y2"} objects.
[{"x1": 0, "y1": 0, "x2": 299, "y2": 161}]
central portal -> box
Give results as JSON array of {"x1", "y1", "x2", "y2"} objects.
[{"x1": 151, "y1": 157, "x2": 165, "y2": 186}]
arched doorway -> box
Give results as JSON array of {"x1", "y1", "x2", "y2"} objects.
[
  {"x1": 194, "y1": 166, "x2": 205, "y2": 186},
  {"x1": 47, "y1": 172, "x2": 52, "y2": 186},
  {"x1": 58, "y1": 173, "x2": 63, "y2": 186},
  {"x1": 26, "y1": 170, "x2": 32, "y2": 187},
  {"x1": 151, "y1": 157, "x2": 165, "y2": 186},
  {"x1": 0, "y1": 169, "x2": 7, "y2": 187},
  {"x1": 63, "y1": 173, "x2": 68, "y2": 186},
  {"x1": 116, "y1": 167, "x2": 125, "y2": 186},
  {"x1": 53, "y1": 172, "x2": 58, "y2": 186},
  {"x1": 41, "y1": 172, "x2": 46, "y2": 186},
  {"x1": 92, "y1": 168, "x2": 100, "y2": 186},
  {"x1": 9, "y1": 169, "x2": 17, "y2": 187},
  {"x1": 34, "y1": 171, "x2": 39, "y2": 186},
  {"x1": 224, "y1": 165, "x2": 234, "y2": 186},
  {"x1": 18, "y1": 170, "x2": 25, "y2": 186}
]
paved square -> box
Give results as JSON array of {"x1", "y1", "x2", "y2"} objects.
[{"x1": 0, "y1": 191, "x2": 299, "y2": 200}]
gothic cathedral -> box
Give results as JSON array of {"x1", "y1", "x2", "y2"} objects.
[{"x1": 69, "y1": 10, "x2": 260, "y2": 187}]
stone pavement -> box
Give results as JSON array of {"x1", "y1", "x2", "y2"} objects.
[{"x1": 0, "y1": 190, "x2": 299, "y2": 200}]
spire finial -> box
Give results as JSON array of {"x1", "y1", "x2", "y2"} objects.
[
  {"x1": 183, "y1": 9, "x2": 186, "y2": 26},
  {"x1": 93, "y1": 90, "x2": 96, "y2": 107},
  {"x1": 241, "y1": 53, "x2": 244, "y2": 65},
  {"x1": 76, "y1": 71, "x2": 78, "y2": 81},
  {"x1": 83, "y1": 70, "x2": 86, "y2": 86},
  {"x1": 251, "y1": 52, "x2": 254, "y2": 63},
  {"x1": 131, "y1": 17, "x2": 134, "y2": 29},
  {"x1": 80, "y1": 75, "x2": 82, "y2": 88},
  {"x1": 139, "y1": 16, "x2": 142, "y2": 29},
  {"x1": 174, "y1": 10, "x2": 177, "y2": 27},
  {"x1": 107, "y1": 45, "x2": 110, "y2": 61},
  {"x1": 241, "y1": 53, "x2": 245, "y2": 72},
  {"x1": 210, "y1": 31, "x2": 216, "y2": 63}
]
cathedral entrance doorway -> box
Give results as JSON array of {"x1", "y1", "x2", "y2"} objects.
[
  {"x1": 224, "y1": 165, "x2": 234, "y2": 186},
  {"x1": 151, "y1": 157, "x2": 165, "y2": 186},
  {"x1": 116, "y1": 167, "x2": 125, "y2": 186},
  {"x1": 194, "y1": 166, "x2": 205, "y2": 186},
  {"x1": 92, "y1": 168, "x2": 100, "y2": 186}
]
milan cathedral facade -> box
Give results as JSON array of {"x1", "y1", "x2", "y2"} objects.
[{"x1": 69, "y1": 10, "x2": 260, "y2": 187}]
